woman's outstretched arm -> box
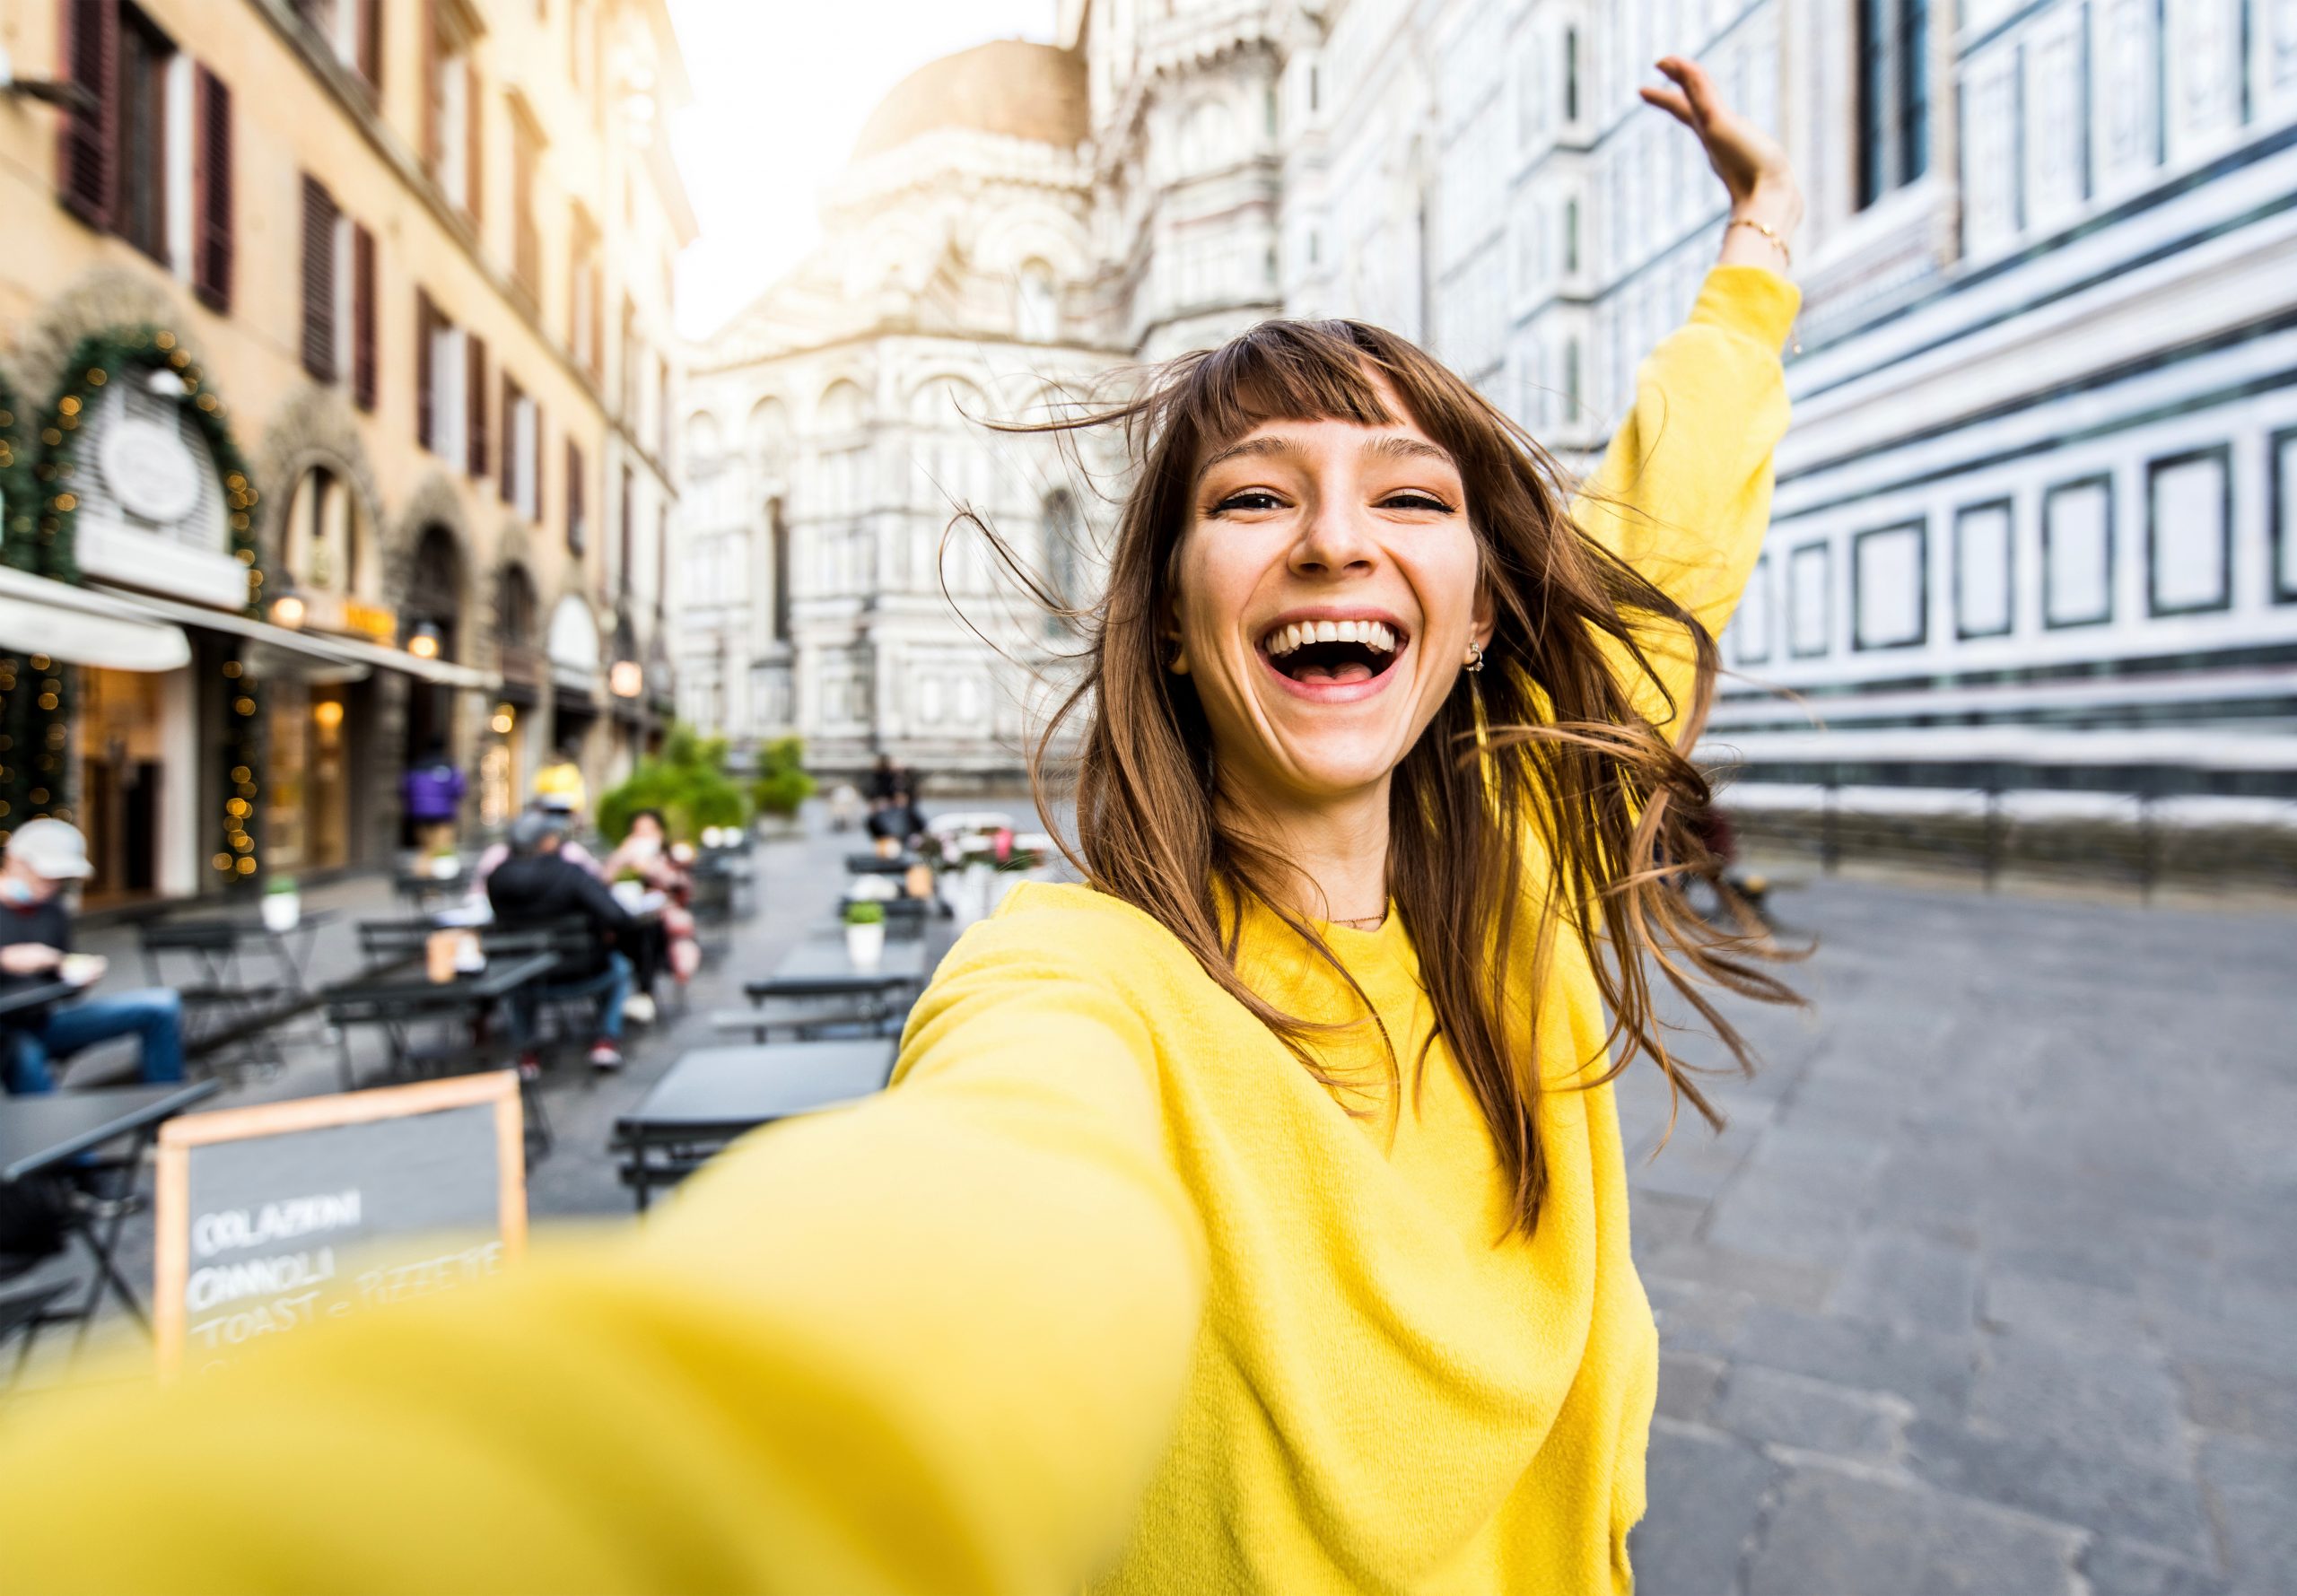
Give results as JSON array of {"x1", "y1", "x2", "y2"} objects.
[
  {"x1": 1571, "y1": 55, "x2": 1804, "y2": 738},
  {"x1": 0, "y1": 911, "x2": 1206, "y2": 1594}
]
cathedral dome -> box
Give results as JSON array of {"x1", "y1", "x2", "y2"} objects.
[{"x1": 852, "y1": 40, "x2": 1087, "y2": 160}]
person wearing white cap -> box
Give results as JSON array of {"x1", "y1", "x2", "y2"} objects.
[{"x1": 0, "y1": 818, "x2": 185, "y2": 1095}]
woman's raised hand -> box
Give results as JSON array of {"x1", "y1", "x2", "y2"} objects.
[{"x1": 1639, "y1": 54, "x2": 1804, "y2": 269}]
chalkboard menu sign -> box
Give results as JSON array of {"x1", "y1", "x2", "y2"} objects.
[{"x1": 153, "y1": 1073, "x2": 527, "y2": 1376}]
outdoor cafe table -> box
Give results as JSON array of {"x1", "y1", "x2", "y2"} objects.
[
  {"x1": 138, "y1": 908, "x2": 343, "y2": 1064},
  {"x1": 613, "y1": 1040, "x2": 896, "y2": 1210},
  {"x1": 844, "y1": 852, "x2": 919, "y2": 876},
  {"x1": 1, "y1": 1079, "x2": 222, "y2": 1352},
  {"x1": 319, "y1": 951, "x2": 558, "y2": 1089}
]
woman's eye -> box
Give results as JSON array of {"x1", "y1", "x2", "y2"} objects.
[
  {"x1": 1212, "y1": 490, "x2": 1286, "y2": 514},
  {"x1": 1382, "y1": 492, "x2": 1454, "y2": 513}
]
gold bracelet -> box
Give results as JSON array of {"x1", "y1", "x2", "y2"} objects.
[{"x1": 1725, "y1": 215, "x2": 1793, "y2": 268}]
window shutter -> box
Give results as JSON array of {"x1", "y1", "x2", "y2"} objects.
[
  {"x1": 355, "y1": 0, "x2": 382, "y2": 90},
  {"x1": 352, "y1": 223, "x2": 378, "y2": 411},
  {"x1": 588, "y1": 251, "x2": 604, "y2": 382},
  {"x1": 300, "y1": 176, "x2": 338, "y2": 381},
  {"x1": 466, "y1": 334, "x2": 488, "y2": 478},
  {"x1": 499, "y1": 375, "x2": 517, "y2": 502},
  {"x1": 192, "y1": 67, "x2": 234, "y2": 311},
  {"x1": 421, "y1": 0, "x2": 441, "y2": 170},
  {"x1": 466, "y1": 66, "x2": 484, "y2": 223},
  {"x1": 567, "y1": 440, "x2": 586, "y2": 553},
  {"x1": 532, "y1": 403, "x2": 546, "y2": 528},
  {"x1": 57, "y1": 0, "x2": 118, "y2": 228},
  {"x1": 416, "y1": 289, "x2": 435, "y2": 449}
]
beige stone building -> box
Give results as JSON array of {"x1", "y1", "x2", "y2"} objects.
[{"x1": 0, "y1": 0, "x2": 694, "y2": 904}]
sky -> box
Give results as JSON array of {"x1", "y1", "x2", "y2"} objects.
[{"x1": 664, "y1": 1, "x2": 1061, "y2": 343}]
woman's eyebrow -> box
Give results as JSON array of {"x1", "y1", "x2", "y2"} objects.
[
  {"x1": 1363, "y1": 435, "x2": 1453, "y2": 466},
  {"x1": 1200, "y1": 435, "x2": 1295, "y2": 472}
]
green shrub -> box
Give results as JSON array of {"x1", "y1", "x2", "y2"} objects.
[
  {"x1": 843, "y1": 900, "x2": 886, "y2": 925},
  {"x1": 753, "y1": 736, "x2": 817, "y2": 818},
  {"x1": 598, "y1": 723, "x2": 752, "y2": 843}
]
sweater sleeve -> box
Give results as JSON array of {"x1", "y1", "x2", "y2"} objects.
[
  {"x1": 1570, "y1": 264, "x2": 1800, "y2": 740},
  {"x1": 0, "y1": 913, "x2": 1206, "y2": 1596}
]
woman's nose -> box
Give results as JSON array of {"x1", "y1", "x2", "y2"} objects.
[{"x1": 1288, "y1": 496, "x2": 1378, "y2": 577}]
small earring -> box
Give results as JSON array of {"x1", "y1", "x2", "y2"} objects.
[{"x1": 1463, "y1": 641, "x2": 1485, "y2": 674}]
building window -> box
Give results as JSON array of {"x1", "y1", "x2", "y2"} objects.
[
  {"x1": 2146, "y1": 446, "x2": 2232, "y2": 616},
  {"x1": 768, "y1": 498, "x2": 790, "y2": 641},
  {"x1": 569, "y1": 205, "x2": 602, "y2": 379},
  {"x1": 57, "y1": 4, "x2": 233, "y2": 309},
  {"x1": 566, "y1": 439, "x2": 588, "y2": 554},
  {"x1": 415, "y1": 288, "x2": 469, "y2": 464},
  {"x1": 1016, "y1": 260, "x2": 1059, "y2": 342},
  {"x1": 1851, "y1": 520, "x2": 1928, "y2": 650},
  {"x1": 619, "y1": 464, "x2": 636, "y2": 597},
  {"x1": 1732, "y1": 554, "x2": 1774, "y2": 665},
  {"x1": 424, "y1": 0, "x2": 481, "y2": 220},
  {"x1": 1788, "y1": 542, "x2": 1832, "y2": 657},
  {"x1": 510, "y1": 93, "x2": 544, "y2": 304},
  {"x1": 621, "y1": 296, "x2": 642, "y2": 423},
  {"x1": 298, "y1": 175, "x2": 362, "y2": 387},
  {"x1": 1562, "y1": 197, "x2": 1580, "y2": 275},
  {"x1": 292, "y1": 0, "x2": 380, "y2": 84},
  {"x1": 1562, "y1": 336, "x2": 1582, "y2": 415},
  {"x1": 1562, "y1": 26, "x2": 1579, "y2": 124},
  {"x1": 500, "y1": 375, "x2": 539, "y2": 521},
  {"x1": 1953, "y1": 499, "x2": 2015, "y2": 639},
  {"x1": 2042, "y1": 475, "x2": 2114, "y2": 628},
  {"x1": 1856, "y1": 0, "x2": 1931, "y2": 208},
  {"x1": 2274, "y1": 427, "x2": 2297, "y2": 604}
]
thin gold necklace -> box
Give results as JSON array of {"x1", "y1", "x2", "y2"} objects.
[{"x1": 1331, "y1": 911, "x2": 1386, "y2": 929}]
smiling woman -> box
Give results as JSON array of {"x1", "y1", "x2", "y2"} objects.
[{"x1": 1, "y1": 53, "x2": 1806, "y2": 1596}]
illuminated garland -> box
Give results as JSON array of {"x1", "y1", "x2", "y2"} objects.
[
  {"x1": 23, "y1": 327, "x2": 266, "y2": 884},
  {"x1": 0, "y1": 369, "x2": 52, "y2": 849}
]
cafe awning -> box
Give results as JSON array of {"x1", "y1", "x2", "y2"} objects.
[
  {"x1": 0, "y1": 567, "x2": 193, "y2": 671},
  {"x1": 87, "y1": 585, "x2": 500, "y2": 692}
]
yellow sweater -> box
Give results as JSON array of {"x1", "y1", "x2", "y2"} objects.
[{"x1": 0, "y1": 265, "x2": 1796, "y2": 1594}]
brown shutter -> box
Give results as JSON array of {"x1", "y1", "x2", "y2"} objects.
[
  {"x1": 567, "y1": 440, "x2": 585, "y2": 553},
  {"x1": 192, "y1": 67, "x2": 234, "y2": 311},
  {"x1": 300, "y1": 176, "x2": 338, "y2": 381},
  {"x1": 465, "y1": 65, "x2": 483, "y2": 223},
  {"x1": 499, "y1": 375, "x2": 516, "y2": 502},
  {"x1": 355, "y1": 0, "x2": 382, "y2": 90},
  {"x1": 466, "y1": 333, "x2": 487, "y2": 478},
  {"x1": 531, "y1": 403, "x2": 546, "y2": 527},
  {"x1": 415, "y1": 288, "x2": 435, "y2": 449},
  {"x1": 619, "y1": 464, "x2": 634, "y2": 595},
  {"x1": 420, "y1": 0, "x2": 441, "y2": 170},
  {"x1": 351, "y1": 222, "x2": 377, "y2": 411},
  {"x1": 57, "y1": 0, "x2": 118, "y2": 227}
]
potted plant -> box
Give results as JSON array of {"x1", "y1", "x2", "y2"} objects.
[
  {"x1": 427, "y1": 842, "x2": 460, "y2": 879},
  {"x1": 843, "y1": 899, "x2": 886, "y2": 971},
  {"x1": 261, "y1": 873, "x2": 301, "y2": 933}
]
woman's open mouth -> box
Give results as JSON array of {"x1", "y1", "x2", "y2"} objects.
[{"x1": 1258, "y1": 617, "x2": 1409, "y2": 694}]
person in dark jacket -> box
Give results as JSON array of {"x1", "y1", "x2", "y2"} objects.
[{"x1": 485, "y1": 809, "x2": 635, "y2": 1070}]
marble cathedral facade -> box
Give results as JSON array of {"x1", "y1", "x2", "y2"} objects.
[{"x1": 680, "y1": 0, "x2": 2297, "y2": 798}]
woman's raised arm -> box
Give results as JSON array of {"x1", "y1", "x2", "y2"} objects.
[
  {"x1": 1571, "y1": 55, "x2": 1804, "y2": 738},
  {"x1": 0, "y1": 904, "x2": 1207, "y2": 1594}
]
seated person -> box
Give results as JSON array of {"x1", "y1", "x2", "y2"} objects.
[
  {"x1": 485, "y1": 809, "x2": 635, "y2": 1072},
  {"x1": 0, "y1": 820, "x2": 184, "y2": 1095},
  {"x1": 471, "y1": 797, "x2": 603, "y2": 891},
  {"x1": 601, "y1": 808, "x2": 702, "y2": 990}
]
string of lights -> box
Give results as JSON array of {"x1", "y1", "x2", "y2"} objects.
[{"x1": 23, "y1": 327, "x2": 266, "y2": 881}]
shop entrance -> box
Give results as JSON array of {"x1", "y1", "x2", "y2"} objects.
[
  {"x1": 77, "y1": 666, "x2": 168, "y2": 905},
  {"x1": 399, "y1": 525, "x2": 464, "y2": 845}
]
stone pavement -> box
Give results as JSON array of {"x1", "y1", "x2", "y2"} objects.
[
  {"x1": 13, "y1": 831, "x2": 2296, "y2": 1595},
  {"x1": 1618, "y1": 880, "x2": 2297, "y2": 1596}
]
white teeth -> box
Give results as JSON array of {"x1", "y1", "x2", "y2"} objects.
[{"x1": 1264, "y1": 620, "x2": 1404, "y2": 655}]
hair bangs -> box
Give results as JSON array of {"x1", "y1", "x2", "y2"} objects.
[{"x1": 1170, "y1": 319, "x2": 1402, "y2": 467}]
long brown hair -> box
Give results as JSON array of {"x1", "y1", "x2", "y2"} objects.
[{"x1": 982, "y1": 318, "x2": 1799, "y2": 1238}]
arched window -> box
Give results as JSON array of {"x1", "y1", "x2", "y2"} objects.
[
  {"x1": 683, "y1": 410, "x2": 723, "y2": 464},
  {"x1": 1016, "y1": 261, "x2": 1059, "y2": 343},
  {"x1": 406, "y1": 524, "x2": 463, "y2": 658},
  {"x1": 1043, "y1": 489, "x2": 1083, "y2": 637},
  {"x1": 496, "y1": 563, "x2": 538, "y2": 650}
]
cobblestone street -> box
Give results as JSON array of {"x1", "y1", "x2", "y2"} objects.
[
  {"x1": 22, "y1": 830, "x2": 2297, "y2": 1595},
  {"x1": 1620, "y1": 879, "x2": 2297, "y2": 1596}
]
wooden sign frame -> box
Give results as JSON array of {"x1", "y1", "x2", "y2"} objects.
[{"x1": 153, "y1": 1071, "x2": 527, "y2": 1374}]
